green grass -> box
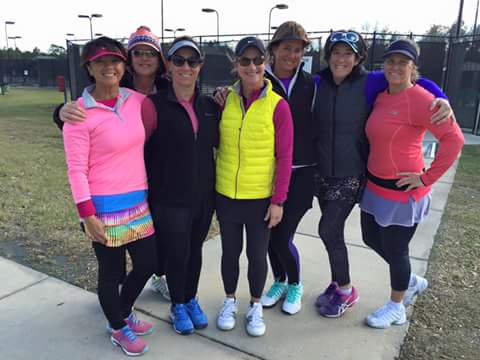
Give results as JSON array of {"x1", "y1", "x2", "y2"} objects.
[
  {"x1": 0, "y1": 87, "x2": 218, "y2": 290},
  {"x1": 0, "y1": 88, "x2": 98, "y2": 288}
]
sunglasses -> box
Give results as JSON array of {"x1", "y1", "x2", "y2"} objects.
[
  {"x1": 330, "y1": 31, "x2": 360, "y2": 43},
  {"x1": 171, "y1": 55, "x2": 203, "y2": 68},
  {"x1": 132, "y1": 49, "x2": 158, "y2": 58},
  {"x1": 329, "y1": 31, "x2": 360, "y2": 53},
  {"x1": 237, "y1": 56, "x2": 265, "y2": 67}
]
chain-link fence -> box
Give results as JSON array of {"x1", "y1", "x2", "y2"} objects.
[
  {"x1": 63, "y1": 31, "x2": 480, "y2": 135},
  {"x1": 0, "y1": 56, "x2": 66, "y2": 87}
]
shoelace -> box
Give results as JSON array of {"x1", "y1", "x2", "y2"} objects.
[
  {"x1": 372, "y1": 304, "x2": 401, "y2": 321},
  {"x1": 248, "y1": 305, "x2": 263, "y2": 323},
  {"x1": 128, "y1": 312, "x2": 141, "y2": 326},
  {"x1": 220, "y1": 301, "x2": 236, "y2": 317},
  {"x1": 188, "y1": 300, "x2": 202, "y2": 315},
  {"x1": 174, "y1": 305, "x2": 190, "y2": 320},
  {"x1": 267, "y1": 282, "x2": 285, "y2": 298},
  {"x1": 286, "y1": 285, "x2": 302, "y2": 303},
  {"x1": 329, "y1": 292, "x2": 347, "y2": 307},
  {"x1": 121, "y1": 326, "x2": 138, "y2": 342},
  {"x1": 158, "y1": 279, "x2": 169, "y2": 293},
  {"x1": 324, "y1": 283, "x2": 337, "y2": 296}
]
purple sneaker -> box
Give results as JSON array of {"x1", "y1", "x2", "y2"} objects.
[
  {"x1": 315, "y1": 282, "x2": 338, "y2": 308},
  {"x1": 318, "y1": 286, "x2": 359, "y2": 318}
]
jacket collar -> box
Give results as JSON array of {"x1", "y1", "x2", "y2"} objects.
[
  {"x1": 265, "y1": 62, "x2": 304, "y2": 96},
  {"x1": 229, "y1": 78, "x2": 272, "y2": 100},
  {"x1": 81, "y1": 85, "x2": 131, "y2": 110},
  {"x1": 166, "y1": 80, "x2": 199, "y2": 104}
]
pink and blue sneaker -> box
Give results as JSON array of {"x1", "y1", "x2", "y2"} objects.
[
  {"x1": 107, "y1": 312, "x2": 154, "y2": 336},
  {"x1": 111, "y1": 325, "x2": 149, "y2": 356}
]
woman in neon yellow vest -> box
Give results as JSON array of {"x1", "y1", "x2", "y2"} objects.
[{"x1": 215, "y1": 36, "x2": 294, "y2": 337}]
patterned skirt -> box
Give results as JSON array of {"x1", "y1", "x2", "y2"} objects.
[
  {"x1": 96, "y1": 200, "x2": 155, "y2": 247},
  {"x1": 314, "y1": 174, "x2": 366, "y2": 204}
]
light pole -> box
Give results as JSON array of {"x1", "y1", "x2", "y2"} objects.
[
  {"x1": 202, "y1": 8, "x2": 220, "y2": 42},
  {"x1": 78, "y1": 13, "x2": 103, "y2": 40},
  {"x1": 474, "y1": 0, "x2": 479, "y2": 38},
  {"x1": 161, "y1": 0, "x2": 164, "y2": 42},
  {"x1": 8, "y1": 36, "x2": 21, "y2": 49},
  {"x1": 164, "y1": 28, "x2": 185, "y2": 38},
  {"x1": 5, "y1": 21, "x2": 15, "y2": 49},
  {"x1": 456, "y1": 0, "x2": 464, "y2": 38},
  {"x1": 268, "y1": 4, "x2": 288, "y2": 40}
]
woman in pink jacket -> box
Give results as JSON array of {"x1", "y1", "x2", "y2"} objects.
[
  {"x1": 63, "y1": 36, "x2": 156, "y2": 356},
  {"x1": 360, "y1": 39, "x2": 464, "y2": 329}
]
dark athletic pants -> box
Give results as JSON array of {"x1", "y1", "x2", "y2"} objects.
[
  {"x1": 361, "y1": 211, "x2": 418, "y2": 291},
  {"x1": 220, "y1": 220, "x2": 271, "y2": 298},
  {"x1": 317, "y1": 199, "x2": 356, "y2": 287},
  {"x1": 153, "y1": 200, "x2": 214, "y2": 305},
  {"x1": 268, "y1": 167, "x2": 314, "y2": 285},
  {"x1": 93, "y1": 235, "x2": 156, "y2": 330}
]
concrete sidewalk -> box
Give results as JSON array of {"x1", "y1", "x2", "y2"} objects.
[{"x1": 0, "y1": 161, "x2": 459, "y2": 360}]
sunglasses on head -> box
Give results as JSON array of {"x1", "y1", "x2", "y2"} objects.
[
  {"x1": 132, "y1": 49, "x2": 158, "y2": 58},
  {"x1": 171, "y1": 54, "x2": 203, "y2": 68},
  {"x1": 237, "y1": 56, "x2": 265, "y2": 67},
  {"x1": 330, "y1": 31, "x2": 360, "y2": 43}
]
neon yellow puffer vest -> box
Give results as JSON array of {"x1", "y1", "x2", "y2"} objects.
[{"x1": 216, "y1": 79, "x2": 282, "y2": 199}]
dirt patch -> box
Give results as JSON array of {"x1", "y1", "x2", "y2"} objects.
[{"x1": 398, "y1": 145, "x2": 480, "y2": 360}]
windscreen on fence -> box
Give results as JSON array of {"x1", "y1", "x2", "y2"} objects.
[{"x1": 62, "y1": 33, "x2": 480, "y2": 134}]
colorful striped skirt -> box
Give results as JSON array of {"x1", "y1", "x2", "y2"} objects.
[{"x1": 96, "y1": 200, "x2": 155, "y2": 247}]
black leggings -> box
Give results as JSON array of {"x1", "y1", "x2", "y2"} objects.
[
  {"x1": 317, "y1": 199, "x2": 355, "y2": 287},
  {"x1": 93, "y1": 235, "x2": 156, "y2": 330},
  {"x1": 154, "y1": 232, "x2": 168, "y2": 277},
  {"x1": 268, "y1": 167, "x2": 313, "y2": 285},
  {"x1": 361, "y1": 211, "x2": 418, "y2": 291},
  {"x1": 154, "y1": 201, "x2": 213, "y2": 304},
  {"x1": 220, "y1": 220, "x2": 271, "y2": 299}
]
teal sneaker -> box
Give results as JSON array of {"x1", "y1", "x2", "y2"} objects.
[
  {"x1": 260, "y1": 280, "x2": 287, "y2": 308},
  {"x1": 282, "y1": 283, "x2": 304, "y2": 315}
]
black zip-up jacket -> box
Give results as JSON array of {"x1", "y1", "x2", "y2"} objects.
[
  {"x1": 313, "y1": 66, "x2": 370, "y2": 177},
  {"x1": 145, "y1": 83, "x2": 220, "y2": 209},
  {"x1": 266, "y1": 63, "x2": 316, "y2": 166}
]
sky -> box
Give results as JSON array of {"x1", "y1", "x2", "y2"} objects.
[{"x1": 1, "y1": 0, "x2": 478, "y2": 52}]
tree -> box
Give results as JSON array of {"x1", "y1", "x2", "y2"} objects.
[{"x1": 48, "y1": 44, "x2": 66, "y2": 57}]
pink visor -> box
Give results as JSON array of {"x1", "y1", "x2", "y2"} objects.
[{"x1": 87, "y1": 47, "x2": 127, "y2": 62}]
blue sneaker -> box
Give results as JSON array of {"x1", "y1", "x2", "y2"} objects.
[
  {"x1": 185, "y1": 298, "x2": 208, "y2": 329},
  {"x1": 170, "y1": 304, "x2": 194, "y2": 335}
]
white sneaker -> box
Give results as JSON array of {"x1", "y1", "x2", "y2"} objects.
[
  {"x1": 246, "y1": 302, "x2": 266, "y2": 337},
  {"x1": 366, "y1": 301, "x2": 407, "y2": 329},
  {"x1": 403, "y1": 274, "x2": 428, "y2": 306},
  {"x1": 282, "y1": 283, "x2": 304, "y2": 315},
  {"x1": 260, "y1": 280, "x2": 287, "y2": 308},
  {"x1": 149, "y1": 275, "x2": 171, "y2": 301},
  {"x1": 217, "y1": 298, "x2": 238, "y2": 331}
]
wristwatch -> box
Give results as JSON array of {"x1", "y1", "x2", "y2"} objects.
[{"x1": 273, "y1": 202, "x2": 284, "y2": 207}]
